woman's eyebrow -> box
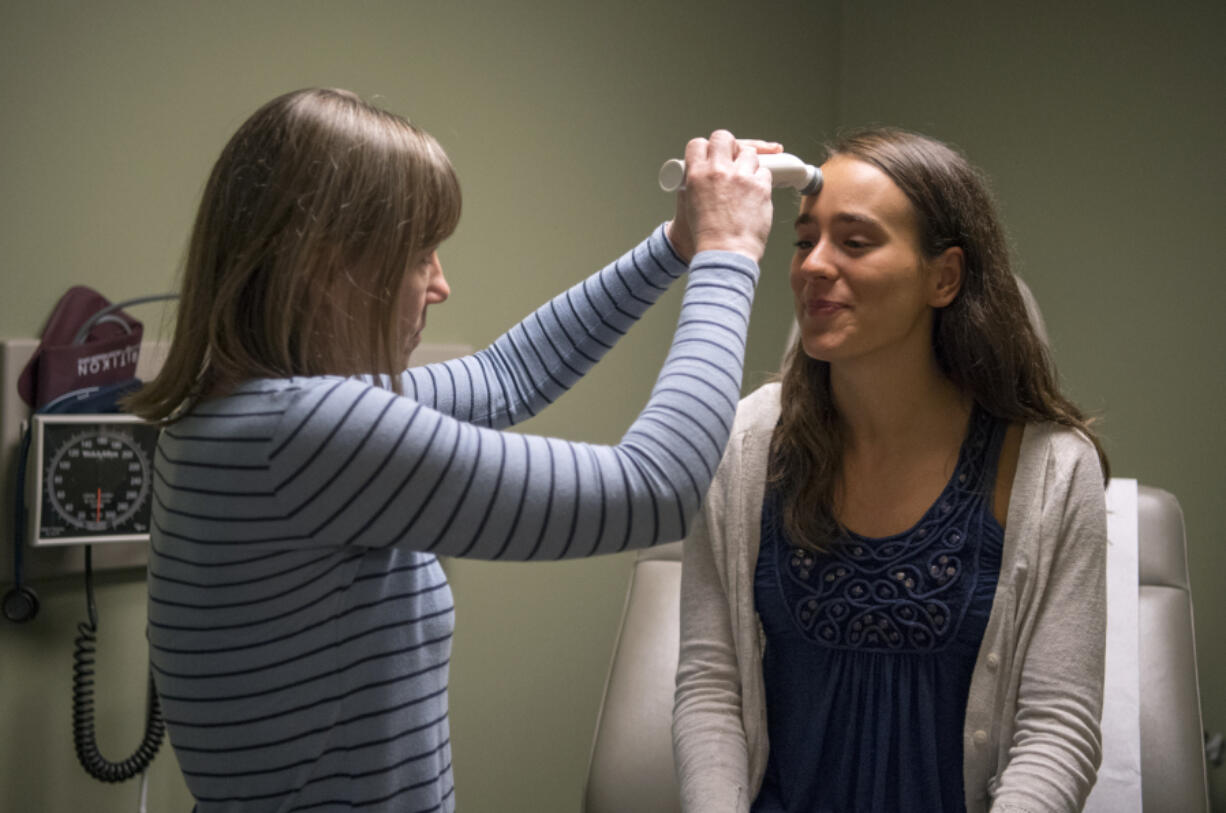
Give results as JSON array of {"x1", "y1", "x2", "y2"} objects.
[{"x1": 794, "y1": 211, "x2": 884, "y2": 229}]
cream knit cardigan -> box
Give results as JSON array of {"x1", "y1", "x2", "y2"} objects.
[{"x1": 673, "y1": 382, "x2": 1107, "y2": 813}]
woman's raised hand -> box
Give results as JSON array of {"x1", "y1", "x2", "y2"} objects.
[{"x1": 667, "y1": 131, "x2": 780, "y2": 263}]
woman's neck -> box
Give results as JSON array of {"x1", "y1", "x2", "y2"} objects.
[{"x1": 830, "y1": 345, "x2": 970, "y2": 458}]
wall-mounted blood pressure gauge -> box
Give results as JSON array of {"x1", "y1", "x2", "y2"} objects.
[{"x1": 26, "y1": 414, "x2": 159, "y2": 546}]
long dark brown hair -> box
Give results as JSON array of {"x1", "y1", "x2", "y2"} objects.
[
  {"x1": 769, "y1": 128, "x2": 1108, "y2": 550},
  {"x1": 126, "y1": 88, "x2": 461, "y2": 423}
]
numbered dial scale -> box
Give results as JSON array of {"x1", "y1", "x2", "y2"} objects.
[{"x1": 27, "y1": 414, "x2": 159, "y2": 546}]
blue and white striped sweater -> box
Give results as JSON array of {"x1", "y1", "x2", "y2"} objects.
[{"x1": 147, "y1": 225, "x2": 758, "y2": 811}]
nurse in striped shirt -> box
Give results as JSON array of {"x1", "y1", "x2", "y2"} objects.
[{"x1": 126, "y1": 87, "x2": 776, "y2": 812}]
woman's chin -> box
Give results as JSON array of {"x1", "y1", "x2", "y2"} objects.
[
  {"x1": 799, "y1": 337, "x2": 839, "y2": 363},
  {"x1": 402, "y1": 337, "x2": 421, "y2": 367}
]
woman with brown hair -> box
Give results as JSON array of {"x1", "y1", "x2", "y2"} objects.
[
  {"x1": 673, "y1": 128, "x2": 1110, "y2": 813},
  {"x1": 128, "y1": 87, "x2": 777, "y2": 811}
]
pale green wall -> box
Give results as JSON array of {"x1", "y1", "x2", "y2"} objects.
[
  {"x1": 3, "y1": 1, "x2": 1223, "y2": 811},
  {"x1": 0, "y1": 1, "x2": 834, "y2": 811},
  {"x1": 834, "y1": 2, "x2": 1226, "y2": 806}
]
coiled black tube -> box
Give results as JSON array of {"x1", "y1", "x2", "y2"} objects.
[{"x1": 71, "y1": 547, "x2": 165, "y2": 783}]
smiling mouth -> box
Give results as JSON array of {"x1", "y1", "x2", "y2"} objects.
[{"x1": 807, "y1": 299, "x2": 848, "y2": 316}]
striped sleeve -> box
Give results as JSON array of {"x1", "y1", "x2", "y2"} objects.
[
  {"x1": 153, "y1": 234, "x2": 760, "y2": 560},
  {"x1": 398, "y1": 224, "x2": 686, "y2": 427}
]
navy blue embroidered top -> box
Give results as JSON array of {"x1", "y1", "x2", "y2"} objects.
[{"x1": 751, "y1": 408, "x2": 1007, "y2": 813}]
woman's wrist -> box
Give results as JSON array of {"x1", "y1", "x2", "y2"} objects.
[
  {"x1": 694, "y1": 235, "x2": 765, "y2": 262},
  {"x1": 666, "y1": 219, "x2": 695, "y2": 264}
]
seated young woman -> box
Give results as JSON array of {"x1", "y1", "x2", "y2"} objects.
[{"x1": 673, "y1": 127, "x2": 1110, "y2": 813}]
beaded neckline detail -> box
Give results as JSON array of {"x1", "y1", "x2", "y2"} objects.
[{"x1": 767, "y1": 407, "x2": 1005, "y2": 653}]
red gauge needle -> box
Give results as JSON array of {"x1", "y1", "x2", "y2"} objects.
[{"x1": 96, "y1": 488, "x2": 101, "y2": 522}]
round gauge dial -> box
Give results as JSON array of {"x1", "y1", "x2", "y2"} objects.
[{"x1": 38, "y1": 421, "x2": 158, "y2": 541}]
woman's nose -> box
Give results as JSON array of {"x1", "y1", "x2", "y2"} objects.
[
  {"x1": 428, "y1": 256, "x2": 450, "y2": 304},
  {"x1": 797, "y1": 241, "x2": 837, "y2": 279}
]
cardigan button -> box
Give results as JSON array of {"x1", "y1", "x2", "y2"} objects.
[
  {"x1": 986, "y1": 653, "x2": 1000, "y2": 670},
  {"x1": 973, "y1": 729, "x2": 989, "y2": 745}
]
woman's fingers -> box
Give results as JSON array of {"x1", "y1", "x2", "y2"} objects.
[
  {"x1": 736, "y1": 138, "x2": 784, "y2": 156},
  {"x1": 681, "y1": 130, "x2": 775, "y2": 262}
]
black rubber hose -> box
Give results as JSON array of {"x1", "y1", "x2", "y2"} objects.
[{"x1": 71, "y1": 547, "x2": 165, "y2": 782}]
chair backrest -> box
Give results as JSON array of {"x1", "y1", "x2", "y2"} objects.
[
  {"x1": 1136, "y1": 486, "x2": 1210, "y2": 811},
  {"x1": 582, "y1": 486, "x2": 1209, "y2": 812},
  {"x1": 583, "y1": 541, "x2": 683, "y2": 813}
]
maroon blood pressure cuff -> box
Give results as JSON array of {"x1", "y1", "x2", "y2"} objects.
[{"x1": 17, "y1": 286, "x2": 143, "y2": 410}]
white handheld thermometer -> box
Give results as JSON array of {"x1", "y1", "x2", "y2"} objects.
[{"x1": 658, "y1": 152, "x2": 822, "y2": 195}]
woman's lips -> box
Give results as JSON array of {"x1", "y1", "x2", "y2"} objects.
[{"x1": 807, "y1": 298, "x2": 848, "y2": 316}]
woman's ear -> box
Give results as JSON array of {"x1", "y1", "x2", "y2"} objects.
[{"x1": 928, "y1": 246, "x2": 965, "y2": 308}]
